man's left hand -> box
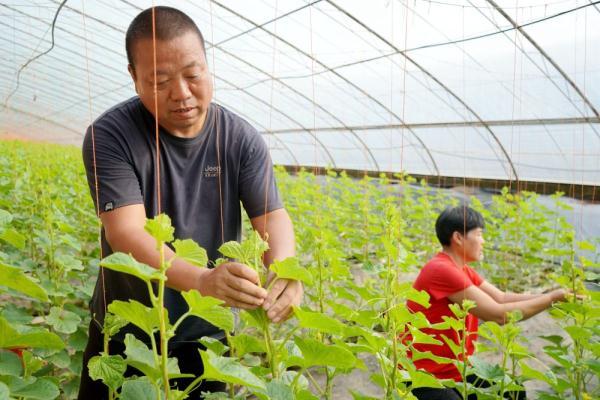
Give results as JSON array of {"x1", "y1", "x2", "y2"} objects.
[{"x1": 263, "y1": 277, "x2": 303, "y2": 323}]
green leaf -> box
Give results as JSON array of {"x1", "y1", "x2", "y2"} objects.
[
  {"x1": 120, "y1": 377, "x2": 158, "y2": 400},
  {"x1": 88, "y1": 354, "x2": 126, "y2": 392},
  {"x1": 266, "y1": 378, "x2": 294, "y2": 400},
  {"x1": 0, "y1": 209, "x2": 13, "y2": 226},
  {"x1": 410, "y1": 349, "x2": 454, "y2": 365},
  {"x1": 519, "y1": 361, "x2": 556, "y2": 385},
  {"x1": 564, "y1": 326, "x2": 592, "y2": 341},
  {"x1": 577, "y1": 240, "x2": 595, "y2": 251},
  {"x1": 108, "y1": 300, "x2": 158, "y2": 338},
  {"x1": 100, "y1": 252, "x2": 162, "y2": 282},
  {"x1": 469, "y1": 355, "x2": 504, "y2": 381},
  {"x1": 173, "y1": 239, "x2": 208, "y2": 267},
  {"x1": 103, "y1": 313, "x2": 129, "y2": 338},
  {"x1": 293, "y1": 337, "x2": 356, "y2": 369},
  {"x1": 21, "y1": 351, "x2": 44, "y2": 375},
  {"x1": 0, "y1": 262, "x2": 48, "y2": 302},
  {"x1": 406, "y1": 288, "x2": 431, "y2": 308},
  {"x1": 0, "y1": 382, "x2": 8, "y2": 399},
  {"x1": 68, "y1": 329, "x2": 90, "y2": 352},
  {"x1": 408, "y1": 370, "x2": 444, "y2": 389},
  {"x1": 408, "y1": 326, "x2": 442, "y2": 345},
  {"x1": 539, "y1": 335, "x2": 564, "y2": 346},
  {"x1": 350, "y1": 390, "x2": 380, "y2": 400},
  {"x1": 123, "y1": 334, "x2": 161, "y2": 381},
  {"x1": 54, "y1": 254, "x2": 83, "y2": 272},
  {"x1": 181, "y1": 290, "x2": 234, "y2": 332},
  {"x1": 144, "y1": 214, "x2": 174, "y2": 243},
  {"x1": 11, "y1": 377, "x2": 59, "y2": 399},
  {"x1": 218, "y1": 241, "x2": 245, "y2": 261},
  {"x1": 200, "y1": 350, "x2": 266, "y2": 391},
  {"x1": 0, "y1": 228, "x2": 26, "y2": 249},
  {"x1": 0, "y1": 317, "x2": 64, "y2": 350},
  {"x1": 46, "y1": 307, "x2": 81, "y2": 334},
  {"x1": 0, "y1": 350, "x2": 23, "y2": 376},
  {"x1": 293, "y1": 307, "x2": 346, "y2": 336},
  {"x1": 229, "y1": 334, "x2": 266, "y2": 356},
  {"x1": 270, "y1": 257, "x2": 313, "y2": 285},
  {"x1": 241, "y1": 231, "x2": 269, "y2": 262},
  {"x1": 198, "y1": 337, "x2": 229, "y2": 357}
]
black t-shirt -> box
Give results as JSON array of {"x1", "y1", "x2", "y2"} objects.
[{"x1": 82, "y1": 97, "x2": 282, "y2": 344}]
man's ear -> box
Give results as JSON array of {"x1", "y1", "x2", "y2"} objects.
[
  {"x1": 128, "y1": 64, "x2": 139, "y2": 94},
  {"x1": 451, "y1": 231, "x2": 463, "y2": 247}
]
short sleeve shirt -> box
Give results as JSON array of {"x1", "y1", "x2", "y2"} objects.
[
  {"x1": 406, "y1": 252, "x2": 484, "y2": 381},
  {"x1": 82, "y1": 98, "x2": 283, "y2": 344}
]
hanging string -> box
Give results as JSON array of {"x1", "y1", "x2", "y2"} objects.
[
  {"x1": 151, "y1": 5, "x2": 161, "y2": 216},
  {"x1": 262, "y1": 0, "x2": 279, "y2": 239},
  {"x1": 81, "y1": 0, "x2": 107, "y2": 322},
  {"x1": 401, "y1": 1, "x2": 409, "y2": 185},
  {"x1": 208, "y1": 0, "x2": 225, "y2": 246},
  {"x1": 461, "y1": 4, "x2": 468, "y2": 305}
]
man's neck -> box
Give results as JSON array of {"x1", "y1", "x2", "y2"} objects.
[{"x1": 442, "y1": 247, "x2": 466, "y2": 268}]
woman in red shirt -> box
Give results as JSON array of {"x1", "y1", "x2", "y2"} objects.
[{"x1": 407, "y1": 206, "x2": 568, "y2": 400}]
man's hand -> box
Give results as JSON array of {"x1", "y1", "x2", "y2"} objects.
[
  {"x1": 263, "y1": 277, "x2": 303, "y2": 323},
  {"x1": 198, "y1": 262, "x2": 267, "y2": 309}
]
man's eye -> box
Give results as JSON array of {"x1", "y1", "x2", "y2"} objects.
[{"x1": 187, "y1": 75, "x2": 199, "y2": 80}]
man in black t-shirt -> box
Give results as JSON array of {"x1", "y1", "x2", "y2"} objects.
[{"x1": 78, "y1": 6, "x2": 301, "y2": 399}]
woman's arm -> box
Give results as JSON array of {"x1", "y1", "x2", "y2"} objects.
[
  {"x1": 448, "y1": 284, "x2": 566, "y2": 325},
  {"x1": 479, "y1": 281, "x2": 543, "y2": 303}
]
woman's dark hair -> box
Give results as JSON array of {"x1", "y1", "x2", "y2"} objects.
[
  {"x1": 435, "y1": 206, "x2": 485, "y2": 246},
  {"x1": 126, "y1": 6, "x2": 205, "y2": 69}
]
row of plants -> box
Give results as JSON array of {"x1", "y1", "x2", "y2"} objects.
[{"x1": 0, "y1": 140, "x2": 598, "y2": 399}]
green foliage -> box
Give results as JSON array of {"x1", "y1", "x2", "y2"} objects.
[
  {"x1": 0, "y1": 317, "x2": 64, "y2": 350},
  {"x1": 173, "y1": 239, "x2": 208, "y2": 267},
  {"x1": 270, "y1": 257, "x2": 313, "y2": 285},
  {"x1": 181, "y1": 290, "x2": 234, "y2": 332},
  {"x1": 0, "y1": 261, "x2": 48, "y2": 302},
  {"x1": 87, "y1": 354, "x2": 126, "y2": 391},
  {"x1": 1, "y1": 142, "x2": 598, "y2": 399},
  {"x1": 100, "y1": 252, "x2": 162, "y2": 282}
]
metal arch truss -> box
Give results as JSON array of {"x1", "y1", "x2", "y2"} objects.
[
  {"x1": 484, "y1": 0, "x2": 600, "y2": 132},
  {"x1": 210, "y1": 0, "x2": 439, "y2": 175},
  {"x1": 326, "y1": 0, "x2": 519, "y2": 181}
]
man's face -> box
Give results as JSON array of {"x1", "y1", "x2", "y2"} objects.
[
  {"x1": 460, "y1": 227, "x2": 485, "y2": 263},
  {"x1": 128, "y1": 31, "x2": 213, "y2": 137}
]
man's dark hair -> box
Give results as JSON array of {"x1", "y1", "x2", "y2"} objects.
[
  {"x1": 126, "y1": 6, "x2": 205, "y2": 69},
  {"x1": 435, "y1": 206, "x2": 485, "y2": 246}
]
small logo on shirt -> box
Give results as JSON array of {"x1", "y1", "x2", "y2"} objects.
[
  {"x1": 104, "y1": 201, "x2": 114, "y2": 212},
  {"x1": 204, "y1": 165, "x2": 221, "y2": 178}
]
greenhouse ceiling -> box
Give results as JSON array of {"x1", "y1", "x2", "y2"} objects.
[{"x1": 1, "y1": 0, "x2": 599, "y2": 185}]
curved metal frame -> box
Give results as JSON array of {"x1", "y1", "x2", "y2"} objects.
[
  {"x1": 211, "y1": 0, "x2": 438, "y2": 175},
  {"x1": 326, "y1": 0, "x2": 519, "y2": 180}
]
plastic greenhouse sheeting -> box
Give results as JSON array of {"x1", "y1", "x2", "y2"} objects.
[{"x1": 1, "y1": 0, "x2": 598, "y2": 185}]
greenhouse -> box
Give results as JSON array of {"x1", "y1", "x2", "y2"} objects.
[{"x1": 0, "y1": 0, "x2": 598, "y2": 399}]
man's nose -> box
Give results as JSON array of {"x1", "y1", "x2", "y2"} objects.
[{"x1": 170, "y1": 78, "x2": 192, "y2": 101}]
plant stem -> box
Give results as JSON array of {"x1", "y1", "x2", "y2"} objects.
[
  {"x1": 157, "y1": 243, "x2": 170, "y2": 399},
  {"x1": 305, "y1": 369, "x2": 325, "y2": 396},
  {"x1": 460, "y1": 310, "x2": 469, "y2": 400},
  {"x1": 262, "y1": 317, "x2": 278, "y2": 379},
  {"x1": 325, "y1": 368, "x2": 334, "y2": 399}
]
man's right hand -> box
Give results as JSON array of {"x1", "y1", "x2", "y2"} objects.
[{"x1": 197, "y1": 262, "x2": 267, "y2": 309}]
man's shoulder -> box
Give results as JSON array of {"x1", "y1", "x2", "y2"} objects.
[
  {"x1": 93, "y1": 97, "x2": 144, "y2": 127},
  {"x1": 84, "y1": 97, "x2": 147, "y2": 143},
  {"x1": 213, "y1": 103, "x2": 257, "y2": 138}
]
